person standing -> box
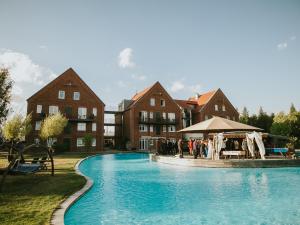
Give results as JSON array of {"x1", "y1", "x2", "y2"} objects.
[
  {"x1": 178, "y1": 139, "x2": 183, "y2": 158},
  {"x1": 188, "y1": 139, "x2": 193, "y2": 155}
]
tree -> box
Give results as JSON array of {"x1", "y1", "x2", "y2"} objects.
[
  {"x1": 83, "y1": 134, "x2": 93, "y2": 150},
  {"x1": 2, "y1": 114, "x2": 32, "y2": 142},
  {"x1": 40, "y1": 113, "x2": 68, "y2": 146},
  {"x1": 290, "y1": 103, "x2": 296, "y2": 114},
  {"x1": 0, "y1": 69, "x2": 13, "y2": 125},
  {"x1": 239, "y1": 107, "x2": 249, "y2": 124}
]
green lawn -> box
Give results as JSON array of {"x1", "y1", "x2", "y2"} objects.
[{"x1": 0, "y1": 153, "x2": 92, "y2": 225}]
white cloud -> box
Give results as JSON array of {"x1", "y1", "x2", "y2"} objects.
[
  {"x1": 0, "y1": 49, "x2": 56, "y2": 115},
  {"x1": 131, "y1": 74, "x2": 146, "y2": 81},
  {"x1": 118, "y1": 48, "x2": 135, "y2": 68},
  {"x1": 170, "y1": 80, "x2": 185, "y2": 93},
  {"x1": 290, "y1": 36, "x2": 296, "y2": 41},
  {"x1": 188, "y1": 83, "x2": 202, "y2": 93},
  {"x1": 277, "y1": 42, "x2": 287, "y2": 51}
]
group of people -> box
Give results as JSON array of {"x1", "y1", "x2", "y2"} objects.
[
  {"x1": 187, "y1": 139, "x2": 208, "y2": 159},
  {"x1": 157, "y1": 139, "x2": 178, "y2": 155}
]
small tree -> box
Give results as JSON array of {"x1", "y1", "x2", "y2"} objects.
[
  {"x1": 1, "y1": 114, "x2": 32, "y2": 160},
  {"x1": 83, "y1": 134, "x2": 93, "y2": 150},
  {"x1": 0, "y1": 69, "x2": 13, "y2": 125},
  {"x1": 39, "y1": 113, "x2": 68, "y2": 147}
]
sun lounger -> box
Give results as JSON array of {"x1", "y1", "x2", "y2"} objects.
[{"x1": 10, "y1": 160, "x2": 41, "y2": 174}]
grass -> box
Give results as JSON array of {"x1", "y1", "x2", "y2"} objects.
[{"x1": 0, "y1": 153, "x2": 92, "y2": 225}]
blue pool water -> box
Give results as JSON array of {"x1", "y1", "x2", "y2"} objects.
[{"x1": 65, "y1": 153, "x2": 300, "y2": 225}]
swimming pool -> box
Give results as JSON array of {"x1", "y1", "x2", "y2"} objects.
[{"x1": 65, "y1": 153, "x2": 300, "y2": 225}]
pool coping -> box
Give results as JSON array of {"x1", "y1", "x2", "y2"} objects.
[{"x1": 50, "y1": 155, "x2": 95, "y2": 225}]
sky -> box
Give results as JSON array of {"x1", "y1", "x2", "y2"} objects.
[{"x1": 0, "y1": 0, "x2": 299, "y2": 115}]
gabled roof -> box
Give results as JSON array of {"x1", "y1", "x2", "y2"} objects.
[
  {"x1": 188, "y1": 90, "x2": 217, "y2": 106},
  {"x1": 27, "y1": 68, "x2": 105, "y2": 106},
  {"x1": 125, "y1": 81, "x2": 180, "y2": 111}
]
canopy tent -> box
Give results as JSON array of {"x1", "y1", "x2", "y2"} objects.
[{"x1": 178, "y1": 116, "x2": 263, "y2": 133}]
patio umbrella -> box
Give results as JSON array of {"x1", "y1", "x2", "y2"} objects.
[{"x1": 178, "y1": 116, "x2": 263, "y2": 133}]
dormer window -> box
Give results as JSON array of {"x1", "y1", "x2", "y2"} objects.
[
  {"x1": 150, "y1": 98, "x2": 155, "y2": 106},
  {"x1": 58, "y1": 90, "x2": 65, "y2": 99},
  {"x1": 73, "y1": 92, "x2": 80, "y2": 100},
  {"x1": 215, "y1": 105, "x2": 219, "y2": 111}
]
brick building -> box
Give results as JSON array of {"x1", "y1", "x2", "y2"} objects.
[
  {"x1": 175, "y1": 88, "x2": 239, "y2": 128},
  {"x1": 116, "y1": 82, "x2": 182, "y2": 150},
  {"x1": 116, "y1": 84, "x2": 239, "y2": 150},
  {"x1": 26, "y1": 68, "x2": 105, "y2": 151}
]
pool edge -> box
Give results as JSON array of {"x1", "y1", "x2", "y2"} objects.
[{"x1": 50, "y1": 155, "x2": 95, "y2": 225}]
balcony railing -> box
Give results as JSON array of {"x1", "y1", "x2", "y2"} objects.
[
  {"x1": 66, "y1": 114, "x2": 95, "y2": 122},
  {"x1": 138, "y1": 117, "x2": 177, "y2": 125}
]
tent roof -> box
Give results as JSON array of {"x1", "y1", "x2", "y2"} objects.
[{"x1": 178, "y1": 116, "x2": 263, "y2": 133}]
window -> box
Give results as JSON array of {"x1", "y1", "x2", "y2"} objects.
[
  {"x1": 49, "y1": 106, "x2": 59, "y2": 115},
  {"x1": 162, "y1": 112, "x2": 166, "y2": 119},
  {"x1": 232, "y1": 116, "x2": 236, "y2": 121},
  {"x1": 77, "y1": 123, "x2": 86, "y2": 131},
  {"x1": 160, "y1": 99, "x2": 165, "y2": 107},
  {"x1": 92, "y1": 108, "x2": 97, "y2": 116},
  {"x1": 222, "y1": 105, "x2": 226, "y2": 111},
  {"x1": 215, "y1": 105, "x2": 219, "y2": 111},
  {"x1": 150, "y1": 98, "x2": 155, "y2": 106},
  {"x1": 73, "y1": 92, "x2": 80, "y2": 100},
  {"x1": 168, "y1": 125, "x2": 176, "y2": 132},
  {"x1": 162, "y1": 125, "x2": 166, "y2": 132},
  {"x1": 77, "y1": 138, "x2": 84, "y2": 147},
  {"x1": 149, "y1": 125, "x2": 153, "y2": 132},
  {"x1": 92, "y1": 123, "x2": 97, "y2": 131},
  {"x1": 36, "y1": 105, "x2": 42, "y2": 114},
  {"x1": 139, "y1": 111, "x2": 148, "y2": 122},
  {"x1": 139, "y1": 124, "x2": 148, "y2": 132},
  {"x1": 149, "y1": 112, "x2": 153, "y2": 119},
  {"x1": 35, "y1": 121, "x2": 41, "y2": 130},
  {"x1": 78, "y1": 107, "x2": 87, "y2": 119},
  {"x1": 58, "y1": 90, "x2": 65, "y2": 99},
  {"x1": 168, "y1": 113, "x2": 175, "y2": 122},
  {"x1": 92, "y1": 138, "x2": 96, "y2": 147},
  {"x1": 205, "y1": 115, "x2": 209, "y2": 120}
]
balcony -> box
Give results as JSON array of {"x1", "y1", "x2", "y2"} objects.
[
  {"x1": 138, "y1": 117, "x2": 177, "y2": 125},
  {"x1": 66, "y1": 114, "x2": 95, "y2": 123}
]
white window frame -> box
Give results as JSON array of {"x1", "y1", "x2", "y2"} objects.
[
  {"x1": 162, "y1": 112, "x2": 166, "y2": 119},
  {"x1": 160, "y1": 99, "x2": 165, "y2": 107},
  {"x1": 222, "y1": 105, "x2": 226, "y2": 111},
  {"x1": 149, "y1": 112, "x2": 153, "y2": 119},
  {"x1": 92, "y1": 138, "x2": 96, "y2": 147},
  {"x1": 92, "y1": 123, "x2": 97, "y2": 131},
  {"x1": 168, "y1": 112, "x2": 175, "y2": 122},
  {"x1": 78, "y1": 107, "x2": 87, "y2": 119},
  {"x1": 162, "y1": 125, "x2": 166, "y2": 132},
  {"x1": 49, "y1": 106, "x2": 59, "y2": 115},
  {"x1": 150, "y1": 98, "x2": 155, "y2": 106},
  {"x1": 140, "y1": 111, "x2": 148, "y2": 122},
  {"x1": 139, "y1": 124, "x2": 148, "y2": 132},
  {"x1": 168, "y1": 125, "x2": 176, "y2": 132},
  {"x1": 58, "y1": 90, "x2": 65, "y2": 99},
  {"x1": 77, "y1": 138, "x2": 84, "y2": 147},
  {"x1": 77, "y1": 123, "x2": 86, "y2": 131},
  {"x1": 36, "y1": 105, "x2": 42, "y2": 114},
  {"x1": 149, "y1": 125, "x2": 153, "y2": 132},
  {"x1": 92, "y1": 107, "x2": 97, "y2": 116},
  {"x1": 73, "y1": 92, "x2": 80, "y2": 100},
  {"x1": 215, "y1": 104, "x2": 219, "y2": 111},
  {"x1": 35, "y1": 121, "x2": 41, "y2": 130}
]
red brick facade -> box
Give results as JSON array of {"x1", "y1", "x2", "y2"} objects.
[
  {"x1": 116, "y1": 82, "x2": 182, "y2": 150},
  {"x1": 26, "y1": 68, "x2": 105, "y2": 151}
]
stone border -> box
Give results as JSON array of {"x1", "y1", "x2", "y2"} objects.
[{"x1": 50, "y1": 155, "x2": 95, "y2": 225}]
